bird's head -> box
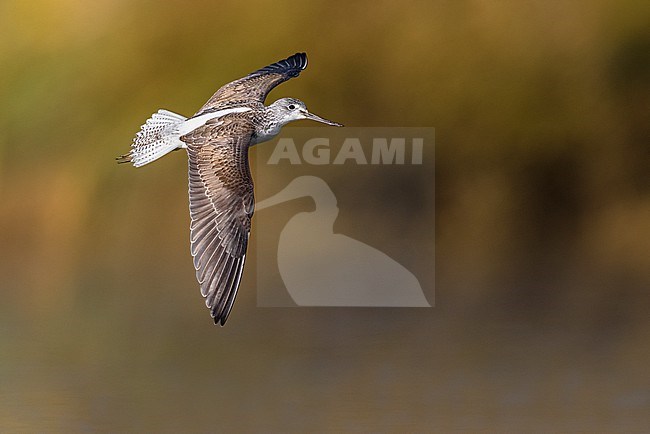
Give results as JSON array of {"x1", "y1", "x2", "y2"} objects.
[{"x1": 270, "y1": 98, "x2": 343, "y2": 127}]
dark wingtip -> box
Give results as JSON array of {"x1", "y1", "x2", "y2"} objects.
[
  {"x1": 209, "y1": 304, "x2": 227, "y2": 326},
  {"x1": 292, "y1": 52, "x2": 308, "y2": 70},
  {"x1": 253, "y1": 52, "x2": 308, "y2": 77},
  {"x1": 212, "y1": 314, "x2": 227, "y2": 327}
]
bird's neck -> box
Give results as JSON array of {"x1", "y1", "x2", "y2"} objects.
[{"x1": 252, "y1": 107, "x2": 288, "y2": 145}]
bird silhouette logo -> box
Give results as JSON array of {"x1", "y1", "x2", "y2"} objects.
[{"x1": 256, "y1": 176, "x2": 430, "y2": 306}]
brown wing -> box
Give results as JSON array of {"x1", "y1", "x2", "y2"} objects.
[
  {"x1": 182, "y1": 116, "x2": 255, "y2": 325},
  {"x1": 196, "y1": 52, "x2": 307, "y2": 114}
]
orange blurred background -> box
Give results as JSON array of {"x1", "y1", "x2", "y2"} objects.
[{"x1": 1, "y1": 0, "x2": 649, "y2": 431}]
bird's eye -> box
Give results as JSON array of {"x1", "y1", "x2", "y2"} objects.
[{"x1": 287, "y1": 104, "x2": 296, "y2": 110}]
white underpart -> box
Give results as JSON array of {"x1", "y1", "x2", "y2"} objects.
[{"x1": 129, "y1": 106, "x2": 251, "y2": 167}]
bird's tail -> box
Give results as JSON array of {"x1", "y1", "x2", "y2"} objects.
[{"x1": 116, "y1": 109, "x2": 187, "y2": 167}]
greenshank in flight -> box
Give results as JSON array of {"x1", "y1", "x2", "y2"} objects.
[{"x1": 117, "y1": 53, "x2": 342, "y2": 325}]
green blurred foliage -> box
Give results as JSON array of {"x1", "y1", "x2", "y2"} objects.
[{"x1": 1, "y1": 0, "x2": 649, "y2": 431}]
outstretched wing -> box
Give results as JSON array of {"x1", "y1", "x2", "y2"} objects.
[
  {"x1": 196, "y1": 52, "x2": 308, "y2": 114},
  {"x1": 182, "y1": 116, "x2": 255, "y2": 325}
]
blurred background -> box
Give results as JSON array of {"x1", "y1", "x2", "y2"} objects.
[{"x1": 1, "y1": 0, "x2": 649, "y2": 431}]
